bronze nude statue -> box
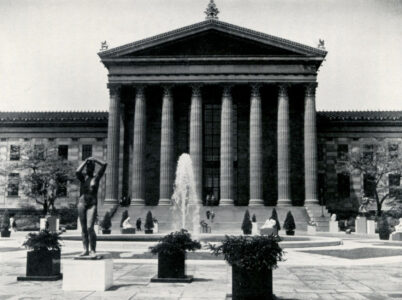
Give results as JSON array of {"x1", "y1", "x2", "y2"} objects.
[{"x1": 76, "y1": 157, "x2": 107, "y2": 257}]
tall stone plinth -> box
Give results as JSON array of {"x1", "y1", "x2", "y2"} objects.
[
  {"x1": 355, "y1": 217, "x2": 367, "y2": 234},
  {"x1": 63, "y1": 254, "x2": 113, "y2": 291},
  {"x1": 329, "y1": 221, "x2": 339, "y2": 233},
  {"x1": 367, "y1": 220, "x2": 376, "y2": 234}
]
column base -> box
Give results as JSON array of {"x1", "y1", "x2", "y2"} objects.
[
  {"x1": 158, "y1": 198, "x2": 172, "y2": 206},
  {"x1": 130, "y1": 198, "x2": 145, "y2": 206},
  {"x1": 248, "y1": 199, "x2": 264, "y2": 206},
  {"x1": 219, "y1": 198, "x2": 234, "y2": 206},
  {"x1": 277, "y1": 199, "x2": 292, "y2": 206},
  {"x1": 304, "y1": 199, "x2": 320, "y2": 205},
  {"x1": 104, "y1": 198, "x2": 118, "y2": 205}
]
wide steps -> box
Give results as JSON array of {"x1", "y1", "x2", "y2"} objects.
[{"x1": 103, "y1": 205, "x2": 309, "y2": 233}]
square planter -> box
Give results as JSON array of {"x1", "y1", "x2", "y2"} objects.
[
  {"x1": 102, "y1": 229, "x2": 111, "y2": 234},
  {"x1": 158, "y1": 251, "x2": 185, "y2": 278},
  {"x1": 231, "y1": 265, "x2": 273, "y2": 300},
  {"x1": 144, "y1": 229, "x2": 153, "y2": 234},
  {"x1": 18, "y1": 250, "x2": 61, "y2": 281},
  {"x1": 1, "y1": 229, "x2": 11, "y2": 237},
  {"x1": 121, "y1": 228, "x2": 136, "y2": 234}
]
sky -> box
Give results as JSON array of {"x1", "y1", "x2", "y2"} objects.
[{"x1": 0, "y1": 0, "x2": 401, "y2": 112}]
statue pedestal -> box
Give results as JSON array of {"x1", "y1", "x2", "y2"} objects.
[
  {"x1": 367, "y1": 220, "x2": 376, "y2": 234},
  {"x1": 260, "y1": 228, "x2": 277, "y2": 236},
  {"x1": 251, "y1": 222, "x2": 258, "y2": 235},
  {"x1": 40, "y1": 216, "x2": 59, "y2": 232},
  {"x1": 62, "y1": 254, "x2": 113, "y2": 291},
  {"x1": 356, "y1": 217, "x2": 367, "y2": 234},
  {"x1": 391, "y1": 232, "x2": 402, "y2": 241},
  {"x1": 329, "y1": 221, "x2": 339, "y2": 233}
]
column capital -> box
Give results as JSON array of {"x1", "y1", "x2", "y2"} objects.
[
  {"x1": 222, "y1": 84, "x2": 233, "y2": 97},
  {"x1": 278, "y1": 83, "x2": 290, "y2": 96},
  {"x1": 162, "y1": 85, "x2": 174, "y2": 97},
  {"x1": 134, "y1": 85, "x2": 146, "y2": 93},
  {"x1": 107, "y1": 84, "x2": 121, "y2": 96},
  {"x1": 305, "y1": 82, "x2": 318, "y2": 97},
  {"x1": 190, "y1": 84, "x2": 203, "y2": 97},
  {"x1": 250, "y1": 84, "x2": 262, "y2": 98}
]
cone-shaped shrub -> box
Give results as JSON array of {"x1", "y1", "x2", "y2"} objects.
[
  {"x1": 120, "y1": 210, "x2": 129, "y2": 228},
  {"x1": 270, "y1": 208, "x2": 281, "y2": 231},
  {"x1": 252, "y1": 214, "x2": 257, "y2": 223},
  {"x1": 241, "y1": 210, "x2": 252, "y2": 234},
  {"x1": 145, "y1": 211, "x2": 154, "y2": 230},
  {"x1": 1, "y1": 209, "x2": 10, "y2": 231},
  {"x1": 378, "y1": 214, "x2": 390, "y2": 240},
  {"x1": 283, "y1": 211, "x2": 295, "y2": 232},
  {"x1": 101, "y1": 212, "x2": 112, "y2": 230}
]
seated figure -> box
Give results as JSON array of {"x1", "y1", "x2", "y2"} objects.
[
  {"x1": 259, "y1": 219, "x2": 278, "y2": 236},
  {"x1": 122, "y1": 217, "x2": 133, "y2": 229}
]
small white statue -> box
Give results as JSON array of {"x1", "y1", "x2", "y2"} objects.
[
  {"x1": 261, "y1": 219, "x2": 277, "y2": 229},
  {"x1": 122, "y1": 217, "x2": 133, "y2": 229},
  {"x1": 331, "y1": 214, "x2": 337, "y2": 222},
  {"x1": 395, "y1": 218, "x2": 402, "y2": 232}
]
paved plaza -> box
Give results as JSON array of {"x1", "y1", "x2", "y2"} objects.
[{"x1": 1, "y1": 232, "x2": 402, "y2": 300}]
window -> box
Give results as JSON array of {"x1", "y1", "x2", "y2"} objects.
[
  {"x1": 7, "y1": 173, "x2": 19, "y2": 196},
  {"x1": 337, "y1": 173, "x2": 350, "y2": 198},
  {"x1": 337, "y1": 144, "x2": 348, "y2": 161},
  {"x1": 389, "y1": 144, "x2": 399, "y2": 159},
  {"x1": 34, "y1": 144, "x2": 45, "y2": 160},
  {"x1": 317, "y1": 144, "x2": 325, "y2": 161},
  {"x1": 10, "y1": 145, "x2": 20, "y2": 160},
  {"x1": 363, "y1": 174, "x2": 376, "y2": 197},
  {"x1": 96, "y1": 138, "x2": 103, "y2": 142},
  {"x1": 58, "y1": 145, "x2": 68, "y2": 160},
  {"x1": 204, "y1": 104, "x2": 221, "y2": 162},
  {"x1": 82, "y1": 145, "x2": 92, "y2": 160},
  {"x1": 389, "y1": 174, "x2": 400, "y2": 197},
  {"x1": 363, "y1": 144, "x2": 374, "y2": 160}
]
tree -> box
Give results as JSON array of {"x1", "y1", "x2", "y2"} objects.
[
  {"x1": 283, "y1": 211, "x2": 296, "y2": 232},
  {"x1": 145, "y1": 211, "x2": 154, "y2": 231},
  {"x1": 270, "y1": 208, "x2": 281, "y2": 230},
  {"x1": 0, "y1": 143, "x2": 76, "y2": 215},
  {"x1": 241, "y1": 210, "x2": 252, "y2": 234},
  {"x1": 342, "y1": 144, "x2": 402, "y2": 217}
]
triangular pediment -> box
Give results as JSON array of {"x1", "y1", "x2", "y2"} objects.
[{"x1": 99, "y1": 19, "x2": 326, "y2": 59}]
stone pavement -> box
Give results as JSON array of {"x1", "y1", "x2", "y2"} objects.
[{"x1": 1, "y1": 233, "x2": 402, "y2": 300}]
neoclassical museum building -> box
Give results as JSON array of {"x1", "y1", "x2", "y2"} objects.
[{"x1": 1, "y1": 6, "x2": 401, "y2": 227}]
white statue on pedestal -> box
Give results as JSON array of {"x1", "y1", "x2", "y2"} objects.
[
  {"x1": 395, "y1": 218, "x2": 402, "y2": 232},
  {"x1": 122, "y1": 217, "x2": 133, "y2": 229},
  {"x1": 331, "y1": 214, "x2": 337, "y2": 221}
]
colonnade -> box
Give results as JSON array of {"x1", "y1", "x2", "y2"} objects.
[{"x1": 104, "y1": 83, "x2": 319, "y2": 207}]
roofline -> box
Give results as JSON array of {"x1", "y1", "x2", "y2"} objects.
[{"x1": 98, "y1": 19, "x2": 327, "y2": 59}]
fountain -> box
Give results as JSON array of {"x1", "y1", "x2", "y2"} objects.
[{"x1": 171, "y1": 154, "x2": 200, "y2": 237}]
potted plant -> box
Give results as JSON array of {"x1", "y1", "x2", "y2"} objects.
[
  {"x1": 210, "y1": 235, "x2": 284, "y2": 300},
  {"x1": 18, "y1": 230, "x2": 62, "y2": 281},
  {"x1": 283, "y1": 211, "x2": 296, "y2": 235},
  {"x1": 378, "y1": 214, "x2": 390, "y2": 240},
  {"x1": 241, "y1": 210, "x2": 252, "y2": 235},
  {"x1": 251, "y1": 214, "x2": 258, "y2": 235},
  {"x1": 1, "y1": 209, "x2": 11, "y2": 238},
  {"x1": 149, "y1": 229, "x2": 201, "y2": 282},
  {"x1": 120, "y1": 210, "x2": 128, "y2": 228},
  {"x1": 270, "y1": 208, "x2": 281, "y2": 231},
  {"x1": 144, "y1": 211, "x2": 154, "y2": 234},
  {"x1": 100, "y1": 211, "x2": 112, "y2": 234}
]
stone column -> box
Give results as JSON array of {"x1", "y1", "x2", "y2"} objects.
[
  {"x1": 105, "y1": 85, "x2": 121, "y2": 204},
  {"x1": 277, "y1": 84, "x2": 291, "y2": 206},
  {"x1": 220, "y1": 85, "x2": 234, "y2": 206},
  {"x1": 190, "y1": 85, "x2": 203, "y2": 204},
  {"x1": 249, "y1": 84, "x2": 264, "y2": 206},
  {"x1": 304, "y1": 83, "x2": 319, "y2": 205},
  {"x1": 159, "y1": 86, "x2": 174, "y2": 205},
  {"x1": 131, "y1": 86, "x2": 146, "y2": 205}
]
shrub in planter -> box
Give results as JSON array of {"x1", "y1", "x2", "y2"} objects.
[
  {"x1": 101, "y1": 212, "x2": 112, "y2": 234},
  {"x1": 120, "y1": 210, "x2": 128, "y2": 228},
  {"x1": 283, "y1": 211, "x2": 296, "y2": 235},
  {"x1": 241, "y1": 210, "x2": 252, "y2": 235},
  {"x1": 1, "y1": 209, "x2": 11, "y2": 238},
  {"x1": 270, "y1": 208, "x2": 281, "y2": 231},
  {"x1": 19, "y1": 230, "x2": 62, "y2": 280},
  {"x1": 149, "y1": 229, "x2": 201, "y2": 280},
  {"x1": 144, "y1": 211, "x2": 154, "y2": 234},
  {"x1": 378, "y1": 214, "x2": 390, "y2": 240},
  {"x1": 210, "y1": 235, "x2": 284, "y2": 300},
  {"x1": 252, "y1": 214, "x2": 257, "y2": 223}
]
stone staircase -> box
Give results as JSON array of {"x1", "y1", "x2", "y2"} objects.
[
  {"x1": 305, "y1": 205, "x2": 331, "y2": 232},
  {"x1": 100, "y1": 205, "x2": 310, "y2": 234}
]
